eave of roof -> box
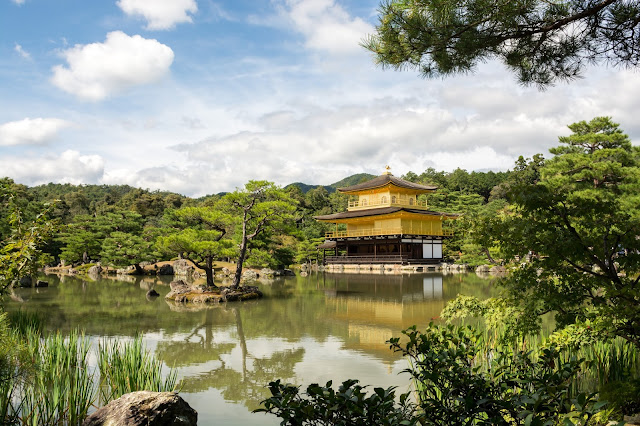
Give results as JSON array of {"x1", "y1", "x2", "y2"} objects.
[
  {"x1": 314, "y1": 207, "x2": 459, "y2": 221},
  {"x1": 338, "y1": 174, "x2": 437, "y2": 193}
]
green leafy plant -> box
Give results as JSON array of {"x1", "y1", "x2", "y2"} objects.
[
  {"x1": 256, "y1": 379, "x2": 417, "y2": 425},
  {"x1": 390, "y1": 324, "x2": 608, "y2": 425}
]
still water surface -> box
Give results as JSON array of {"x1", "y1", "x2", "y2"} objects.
[{"x1": 5, "y1": 271, "x2": 496, "y2": 425}]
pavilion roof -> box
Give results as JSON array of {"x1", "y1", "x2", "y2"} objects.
[
  {"x1": 314, "y1": 207, "x2": 458, "y2": 221},
  {"x1": 338, "y1": 174, "x2": 437, "y2": 194}
]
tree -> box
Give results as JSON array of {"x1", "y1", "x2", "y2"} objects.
[
  {"x1": 157, "y1": 206, "x2": 235, "y2": 288},
  {"x1": 363, "y1": 0, "x2": 640, "y2": 87},
  {"x1": 488, "y1": 117, "x2": 640, "y2": 346},
  {"x1": 57, "y1": 210, "x2": 145, "y2": 265},
  {"x1": 57, "y1": 215, "x2": 102, "y2": 264},
  {"x1": 100, "y1": 231, "x2": 155, "y2": 274},
  {"x1": 0, "y1": 182, "x2": 56, "y2": 291},
  {"x1": 221, "y1": 181, "x2": 297, "y2": 288}
]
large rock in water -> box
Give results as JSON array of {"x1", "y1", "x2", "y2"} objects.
[
  {"x1": 158, "y1": 264, "x2": 174, "y2": 275},
  {"x1": 82, "y1": 391, "x2": 197, "y2": 426},
  {"x1": 173, "y1": 259, "x2": 195, "y2": 277}
]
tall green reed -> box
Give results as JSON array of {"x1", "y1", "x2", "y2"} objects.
[
  {"x1": 0, "y1": 318, "x2": 179, "y2": 425},
  {"x1": 97, "y1": 335, "x2": 179, "y2": 404},
  {"x1": 20, "y1": 329, "x2": 93, "y2": 426}
]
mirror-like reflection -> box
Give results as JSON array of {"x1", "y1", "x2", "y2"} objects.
[{"x1": 4, "y1": 271, "x2": 497, "y2": 425}]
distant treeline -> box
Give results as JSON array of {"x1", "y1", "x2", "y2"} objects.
[{"x1": 0, "y1": 163, "x2": 531, "y2": 270}]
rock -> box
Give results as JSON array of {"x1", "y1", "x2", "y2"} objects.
[
  {"x1": 88, "y1": 265, "x2": 103, "y2": 276},
  {"x1": 173, "y1": 260, "x2": 195, "y2": 277},
  {"x1": 18, "y1": 276, "x2": 32, "y2": 287},
  {"x1": 221, "y1": 267, "x2": 230, "y2": 276},
  {"x1": 116, "y1": 265, "x2": 137, "y2": 275},
  {"x1": 299, "y1": 271, "x2": 308, "y2": 277},
  {"x1": 35, "y1": 280, "x2": 49, "y2": 288},
  {"x1": 146, "y1": 289, "x2": 160, "y2": 300},
  {"x1": 475, "y1": 265, "x2": 490, "y2": 273},
  {"x1": 158, "y1": 264, "x2": 174, "y2": 275},
  {"x1": 169, "y1": 280, "x2": 191, "y2": 294},
  {"x1": 489, "y1": 265, "x2": 507, "y2": 274},
  {"x1": 281, "y1": 269, "x2": 295, "y2": 276},
  {"x1": 82, "y1": 391, "x2": 197, "y2": 426},
  {"x1": 261, "y1": 268, "x2": 276, "y2": 277},
  {"x1": 624, "y1": 413, "x2": 640, "y2": 424},
  {"x1": 242, "y1": 270, "x2": 258, "y2": 280}
]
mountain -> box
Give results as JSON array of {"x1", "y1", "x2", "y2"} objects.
[
  {"x1": 328, "y1": 173, "x2": 376, "y2": 190},
  {"x1": 286, "y1": 173, "x2": 377, "y2": 194}
]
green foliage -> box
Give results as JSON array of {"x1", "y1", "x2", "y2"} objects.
[
  {"x1": 99, "y1": 231, "x2": 155, "y2": 270},
  {"x1": 390, "y1": 324, "x2": 606, "y2": 426},
  {"x1": 599, "y1": 379, "x2": 640, "y2": 417},
  {"x1": 256, "y1": 379, "x2": 417, "y2": 425},
  {"x1": 488, "y1": 117, "x2": 640, "y2": 346},
  {"x1": 0, "y1": 182, "x2": 56, "y2": 292},
  {"x1": 441, "y1": 295, "x2": 542, "y2": 343},
  {"x1": 363, "y1": 0, "x2": 640, "y2": 87}
]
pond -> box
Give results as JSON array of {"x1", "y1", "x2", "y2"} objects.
[{"x1": 5, "y1": 271, "x2": 497, "y2": 425}]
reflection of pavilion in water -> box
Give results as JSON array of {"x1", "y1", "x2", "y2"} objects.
[{"x1": 318, "y1": 273, "x2": 448, "y2": 360}]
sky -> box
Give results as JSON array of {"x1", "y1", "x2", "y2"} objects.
[{"x1": 1, "y1": 0, "x2": 639, "y2": 197}]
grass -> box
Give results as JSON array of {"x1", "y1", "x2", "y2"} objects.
[
  {"x1": 0, "y1": 313, "x2": 179, "y2": 426},
  {"x1": 98, "y1": 336, "x2": 179, "y2": 404}
]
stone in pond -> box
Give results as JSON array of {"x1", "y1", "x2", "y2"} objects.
[{"x1": 82, "y1": 391, "x2": 197, "y2": 426}]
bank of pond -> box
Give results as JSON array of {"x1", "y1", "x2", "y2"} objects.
[{"x1": 2, "y1": 272, "x2": 639, "y2": 425}]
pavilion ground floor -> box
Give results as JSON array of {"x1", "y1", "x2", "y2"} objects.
[{"x1": 320, "y1": 236, "x2": 446, "y2": 265}]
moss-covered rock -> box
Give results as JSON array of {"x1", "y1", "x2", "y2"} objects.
[{"x1": 165, "y1": 280, "x2": 262, "y2": 304}]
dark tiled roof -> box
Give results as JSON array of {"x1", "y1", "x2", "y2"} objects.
[
  {"x1": 314, "y1": 207, "x2": 458, "y2": 221},
  {"x1": 317, "y1": 240, "x2": 337, "y2": 249},
  {"x1": 338, "y1": 174, "x2": 437, "y2": 193}
]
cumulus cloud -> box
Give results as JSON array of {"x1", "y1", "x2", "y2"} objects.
[
  {"x1": 14, "y1": 43, "x2": 31, "y2": 59},
  {"x1": 0, "y1": 150, "x2": 104, "y2": 185},
  {"x1": 117, "y1": 0, "x2": 198, "y2": 30},
  {"x1": 51, "y1": 31, "x2": 174, "y2": 101},
  {"x1": 0, "y1": 118, "x2": 71, "y2": 146},
  {"x1": 275, "y1": 0, "x2": 373, "y2": 54}
]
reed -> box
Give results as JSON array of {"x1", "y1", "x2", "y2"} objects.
[
  {"x1": 20, "y1": 329, "x2": 94, "y2": 426},
  {"x1": 97, "y1": 335, "x2": 179, "y2": 404},
  {"x1": 0, "y1": 321, "x2": 179, "y2": 425}
]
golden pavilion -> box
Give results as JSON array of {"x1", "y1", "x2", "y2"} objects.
[{"x1": 314, "y1": 167, "x2": 457, "y2": 265}]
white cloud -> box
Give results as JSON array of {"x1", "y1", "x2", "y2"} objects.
[
  {"x1": 280, "y1": 0, "x2": 374, "y2": 54},
  {"x1": 14, "y1": 43, "x2": 31, "y2": 59},
  {"x1": 0, "y1": 118, "x2": 71, "y2": 146},
  {"x1": 117, "y1": 0, "x2": 198, "y2": 30},
  {"x1": 11, "y1": 0, "x2": 25, "y2": 5},
  {"x1": 51, "y1": 31, "x2": 174, "y2": 101},
  {"x1": 0, "y1": 150, "x2": 104, "y2": 185}
]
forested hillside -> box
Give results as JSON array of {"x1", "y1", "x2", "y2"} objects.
[{"x1": 1, "y1": 165, "x2": 522, "y2": 270}]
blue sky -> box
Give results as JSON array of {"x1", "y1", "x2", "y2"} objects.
[{"x1": 1, "y1": 0, "x2": 639, "y2": 196}]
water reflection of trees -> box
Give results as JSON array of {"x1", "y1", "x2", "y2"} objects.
[{"x1": 155, "y1": 307, "x2": 305, "y2": 411}]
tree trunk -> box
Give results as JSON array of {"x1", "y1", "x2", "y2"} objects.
[
  {"x1": 233, "y1": 216, "x2": 249, "y2": 289},
  {"x1": 233, "y1": 240, "x2": 248, "y2": 289},
  {"x1": 482, "y1": 247, "x2": 498, "y2": 265},
  {"x1": 205, "y1": 255, "x2": 217, "y2": 288},
  {"x1": 134, "y1": 263, "x2": 144, "y2": 275}
]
